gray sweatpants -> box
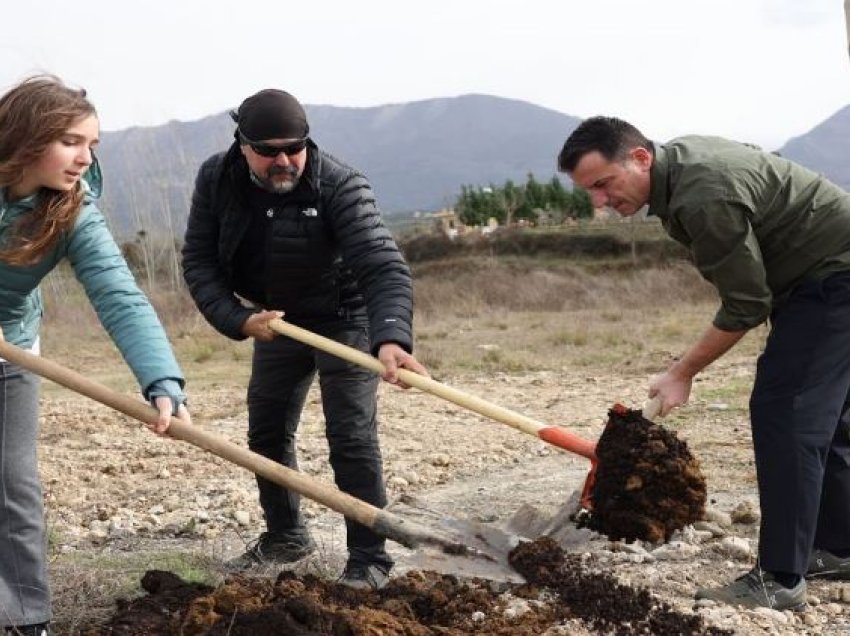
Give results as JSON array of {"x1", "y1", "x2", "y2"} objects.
[{"x1": 0, "y1": 361, "x2": 49, "y2": 627}]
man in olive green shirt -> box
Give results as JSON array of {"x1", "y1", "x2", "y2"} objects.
[{"x1": 558, "y1": 116, "x2": 850, "y2": 611}]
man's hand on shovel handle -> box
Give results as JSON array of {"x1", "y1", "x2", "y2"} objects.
[
  {"x1": 648, "y1": 369, "x2": 693, "y2": 417},
  {"x1": 241, "y1": 310, "x2": 284, "y2": 342},
  {"x1": 378, "y1": 343, "x2": 429, "y2": 388}
]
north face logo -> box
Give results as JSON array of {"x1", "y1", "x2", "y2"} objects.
[{"x1": 302, "y1": 207, "x2": 318, "y2": 217}]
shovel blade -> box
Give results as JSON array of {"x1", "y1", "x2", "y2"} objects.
[{"x1": 388, "y1": 494, "x2": 527, "y2": 584}]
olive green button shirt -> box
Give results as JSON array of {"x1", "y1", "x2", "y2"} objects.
[{"x1": 648, "y1": 136, "x2": 850, "y2": 331}]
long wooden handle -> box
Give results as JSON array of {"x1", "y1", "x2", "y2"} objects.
[
  {"x1": 269, "y1": 318, "x2": 597, "y2": 460},
  {"x1": 0, "y1": 340, "x2": 443, "y2": 550}
]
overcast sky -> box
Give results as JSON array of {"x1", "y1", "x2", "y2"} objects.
[{"x1": 3, "y1": 0, "x2": 848, "y2": 149}]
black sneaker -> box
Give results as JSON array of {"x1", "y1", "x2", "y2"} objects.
[
  {"x1": 807, "y1": 549, "x2": 850, "y2": 580},
  {"x1": 5, "y1": 624, "x2": 49, "y2": 636},
  {"x1": 695, "y1": 568, "x2": 807, "y2": 611},
  {"x1": 338, "y1": 563, "x2": 390, "y2": 591},
  {"x1": 227, "y1": 532, "x2": 316, "y2": 569}
]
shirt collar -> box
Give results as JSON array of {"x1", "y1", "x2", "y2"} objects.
[{"x1": 648, "y1": 141, "x2": 670, "y2": 220}]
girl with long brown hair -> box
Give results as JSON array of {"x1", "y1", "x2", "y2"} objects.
[{"x1": 0, "y1": 75, "x2": 191, "y2": 636}]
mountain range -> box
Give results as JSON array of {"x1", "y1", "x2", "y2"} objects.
[{"x1": 93, "y1": 94, "x2": 849, "y2": 238}]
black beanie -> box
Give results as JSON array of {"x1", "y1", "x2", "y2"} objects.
[{"x1": 233, "y1": 89, "x2": 309, "y2": 141}]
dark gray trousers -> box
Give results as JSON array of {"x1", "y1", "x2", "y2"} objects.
[
  {"x1": 750, "y1": 271, "x2": 850, "y2": 575},
  {"x1": 0, "y1": 362, "x2": 49, "y2": 627},
  {"x1": 246, "y1": 322, "x2": 393, "y2": 570}
]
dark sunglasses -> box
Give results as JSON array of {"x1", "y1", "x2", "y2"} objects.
[{"x1": 239, "y1": 132, "x2": 308, "y2": 158}]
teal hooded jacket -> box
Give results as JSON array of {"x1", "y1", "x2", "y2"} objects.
[{"x1": 0, "y1": 160, "x2": 184, "y2": 399}]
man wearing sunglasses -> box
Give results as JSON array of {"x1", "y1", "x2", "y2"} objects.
[{"x1": 182, "y1": 88, "x2": 427, "y2": 590}]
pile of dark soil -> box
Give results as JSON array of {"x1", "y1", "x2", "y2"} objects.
[
  {"x1": 584, "y1": 404, "x2": 707, "y2": 543},
  {"x1": 80, "y1": 538, "x2": 729, "y2": 635}
]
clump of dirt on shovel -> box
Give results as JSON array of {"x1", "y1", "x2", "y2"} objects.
[
  {"x1": 78, "y1": 538, "x2": 730, "y2": 635},
  {"x1": 583, "y1": 404, "x2": 707, "y2": 543}
]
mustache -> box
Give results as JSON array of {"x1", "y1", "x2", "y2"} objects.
[{"x1": 268, "y1": 165, "x2": 299, "y2": 177}]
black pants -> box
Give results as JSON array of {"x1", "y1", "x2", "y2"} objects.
[
  {"x1": 247, "y1": 321, "x2": 392, "y2": 570},
  {"x1": 751, "y1": 271, "x2": 850, "y2": 576}
]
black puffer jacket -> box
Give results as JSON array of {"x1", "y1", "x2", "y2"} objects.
[{"x1": 182, "y1": 140, "x2": 413, "y2": 353}]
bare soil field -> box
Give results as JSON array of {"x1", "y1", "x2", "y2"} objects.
[{"x1": 31, "y1": 259, "x2": 850, "y2": 635}]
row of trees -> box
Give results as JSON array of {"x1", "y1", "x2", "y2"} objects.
[{"x1": 454, "y1": 174, "x2": 594, "y2": 226}]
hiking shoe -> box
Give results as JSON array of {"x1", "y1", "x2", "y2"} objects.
[
  {"x1": 227, "y1": 532, "x2": 316, "y2": 569},
  {"x1": 695, "y1": 569, "x2": 807, "y2": 611},
  {"x1": 5, "y1": 624, "x2": 49, "y2": 636},
  {"x1": 338, "y1": 562, "x2": 390, "y2": 590},
  {"x1": 807, "y1": 549, "x2": 850, "y2": 580}
]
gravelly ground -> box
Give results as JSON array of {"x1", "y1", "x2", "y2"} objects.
[{"x1": 38, "y1": 347, "x2": 850, "y2": 635}]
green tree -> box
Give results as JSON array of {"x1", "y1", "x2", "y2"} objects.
[
  {"x1": 546, "y1": 176, "x2": 571, "y2": 213},
  {"x1": 524, "y1": 173, "x2": 546, "y2": 211},
  {"x1": 570, "y1": 187, "x2": 594, "y2": 219}
]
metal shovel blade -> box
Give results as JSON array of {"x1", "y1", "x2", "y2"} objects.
[{"x1": 389, "y1": 494, "x2": 527, "y2": 584}]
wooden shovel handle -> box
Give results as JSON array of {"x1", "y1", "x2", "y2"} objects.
[
  {"x1": 642, "y1": 396, "x2": 662, "y2": 420},
  {"x1": 269, "y1": 318, "x2": 597, "y2": 460},
  {"x1": 0, "y1": 340, "x2": 442, "y2": 550}
]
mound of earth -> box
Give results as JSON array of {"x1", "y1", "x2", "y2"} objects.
[
  {"x1": 80, "y1": 538, "x2": 729, "y2": 635},
  {"x1": 583, "y1": 405, "x2": 707, "y2": 542}
]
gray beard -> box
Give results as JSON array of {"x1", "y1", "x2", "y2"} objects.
[{"x1": 249, "y1": 169, "x2": 299, "y2": 194}]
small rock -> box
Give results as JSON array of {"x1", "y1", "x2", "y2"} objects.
[
  {"x1": 752, "y1": 606, "x2": 788, "y2": 623},
  {"x1": 233, "y1": 510, "x2": 251, "y2": 526},
  {"x1": 429, "y1": 454, "x2": 451, "y2": 467},
  {"x1": 398, "y1": 471, "x2": 420, "y2": 485},
  {"x1": 611, "y1": 541, "x2": 648, "y2": 555},
  {"x1": 651, "y1": 541, "x2": 701, "y2": 561},
  {"x1": 731, "y1": 500, "x2": 760, "y2": 524},
  {"x1": 387, "y1": 476, "x2": 409, "y2": 488},
  {"x1": 703, "y1": 508, "x2": 733, "y2": 528},
  {"x1": 470, "y1": 611, "x2": 485, "y2": 623},
  {"x1": 720, "y1": 536, "x2": 752, "y2": 559},
  {"x1": 693, "y1": 520, "x2": 727, "y2": 537}
]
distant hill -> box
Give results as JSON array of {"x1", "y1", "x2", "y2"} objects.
[
  {"x1": 778, "y1": 104, "x2": 850, "y2": 191},
  {"x1": 96, "y1": 94, "x2": 582, "y2": 238}
]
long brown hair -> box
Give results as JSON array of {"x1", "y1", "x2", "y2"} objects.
[{"x1": 0, "y1": 75, "x2": 97, "y2": 265}]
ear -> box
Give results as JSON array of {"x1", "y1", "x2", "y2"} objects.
[{"x1": 630, "y1": 146, "x2": 653, "y2": 171}]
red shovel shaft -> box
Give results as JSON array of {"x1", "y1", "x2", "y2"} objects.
[{"x1": 269, "y1": 318, "x2": 598, "y2": 460}]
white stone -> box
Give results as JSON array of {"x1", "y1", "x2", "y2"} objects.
[
  {"x1": 233, "y1": 510, "x2": 251, "y2": 526},
  {"x1": 720, "y1": 536, "x2": 752, "y2": 559},
  {"x1": 703, "y1": 509, "x2": 733, "y2": 528},
  {"x1": 651, "y1": 540, "x2": 701, "y2": 561},
  {"x1": 693, "y1": 520, "x2": 727, "y2": 537},
  {"x1": 752, "y1": 606, "x2": 788, "y2": 623}
]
